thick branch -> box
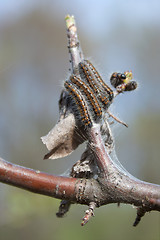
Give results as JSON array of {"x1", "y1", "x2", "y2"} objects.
[
  {"x1": 0, "y1": 157, "x2": 103, "y2": 205},
  {"x1": 89, "y1": 125, "x2": 160, "y2": 210},
  {"x1": 0, "y1": 157, "x2": 77, "y2": 200},
  {"x1": 0, "y1": 155, "x2": 159, "y2": 212},
  {"x1": 0, "y1": 15, "x2": 159, "y2": 227}
]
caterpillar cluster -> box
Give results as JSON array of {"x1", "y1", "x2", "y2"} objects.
[{"x1": 64, "y1": 60, "x2": 137, "y2": 128}]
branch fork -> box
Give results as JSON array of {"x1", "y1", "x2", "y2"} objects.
[{"x1": 0, "y1": 15, "x2": 159, "y2": 227}]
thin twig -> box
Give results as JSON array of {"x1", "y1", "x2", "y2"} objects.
[
  {"x1": 0, "y1": 15, "x2": 159, "y2": 227},
  {"x1": 107, "y1": 111, "x2": 128, "y2": 128},
  {"x1": 81, "y1": 202, "x2": 96, "y2": 226},
  {"x1": 65, "y1": 15, "x2": 84, "y2": 74}
]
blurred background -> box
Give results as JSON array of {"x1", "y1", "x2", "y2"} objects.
[{"x1": 0, "y1": 0, "x2": 159, "y2": 239}]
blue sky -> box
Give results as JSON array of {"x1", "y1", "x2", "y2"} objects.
[{"x1": 0, "y1": 0, "x2": 160, "y2": 36}]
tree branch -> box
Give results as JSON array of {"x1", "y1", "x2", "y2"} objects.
[
  {"x1": 0, "y1": 157, "x2": 102, "y2": 205},
  {"x1": 65, "y1": 15, "x2": 84, "y2": 74},
  {"x1": 0, "y1": 15, "x2": 159, "y2": 227}
]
